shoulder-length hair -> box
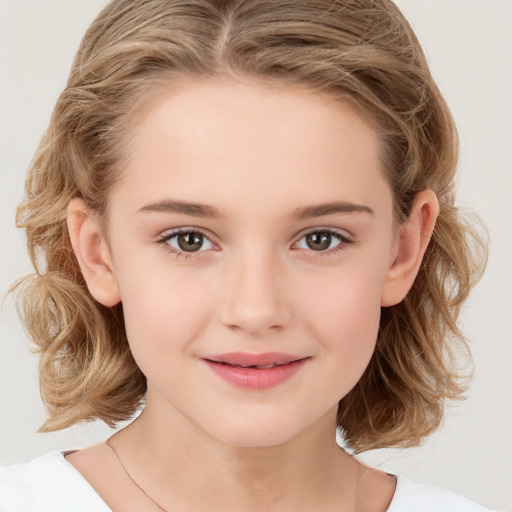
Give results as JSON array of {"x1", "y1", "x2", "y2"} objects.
[{"x1": 12, "y1": 0, "x2": 487, "y2": 452}]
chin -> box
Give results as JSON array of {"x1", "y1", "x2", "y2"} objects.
[{"x1": 204, "y1": 412, "x2": 317, "y2": 449}]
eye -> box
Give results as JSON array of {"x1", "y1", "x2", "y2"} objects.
[
  {"x1": 295, "y1": 229, "x2": 351, "y2": 253},
  {"x1": 159, "y1": 228, "x2": 215, "y2": 255}
]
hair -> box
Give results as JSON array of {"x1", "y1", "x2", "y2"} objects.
[{"x1": 11, "y1": 0, "x2": 487, "y2": 453}]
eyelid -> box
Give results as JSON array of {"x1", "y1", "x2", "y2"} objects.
[
  {"x1": 158, "y1": 226, "x2": 215, "y2": 242},
  {"x1": 297, "y1": 226, "x2": 353, "y2": 240}
]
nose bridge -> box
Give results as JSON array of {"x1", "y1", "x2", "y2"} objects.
[{"x1": 220, "y1": 242, "x2": 291, "y2": 335}]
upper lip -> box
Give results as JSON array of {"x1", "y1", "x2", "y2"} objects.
[{"x1": 202, "y1": 352, "x2": 308, "y2": 367}]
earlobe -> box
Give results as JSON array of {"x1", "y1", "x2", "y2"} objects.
[
  {"x1": 380, "y1": 190, "x2": 439, "y2": 307},
  {"x1": 66, "y1": 198, "x2": 121, "y2": 307}
]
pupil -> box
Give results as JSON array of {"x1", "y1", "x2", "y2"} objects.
[
  {"x1": 306, "y1": 232, "x2": 331, "y2": 251},
  {"x1": 178, "y1": 233, "x2": 203, "y2": 252}
]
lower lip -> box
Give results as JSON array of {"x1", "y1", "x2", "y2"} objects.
[{"x1": 203, "y1": 359, "x2": 307, "y2": 390}]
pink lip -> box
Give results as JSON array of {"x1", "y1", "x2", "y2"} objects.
[{"x1": 202, "y1": 352, "x2": 309, "y2": 390}]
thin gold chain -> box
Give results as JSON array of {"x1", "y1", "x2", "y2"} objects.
[{"x1": 106, "y1": 435, "x2": 168, "y2": 512}]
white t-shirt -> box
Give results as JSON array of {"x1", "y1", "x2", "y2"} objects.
[{"x1": 0, "y1": 451, "x2": 494, "y2": 512}]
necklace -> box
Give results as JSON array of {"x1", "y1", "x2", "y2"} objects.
[{"x1": 106, "y1": 435, "x2": 168, "y2": 512}]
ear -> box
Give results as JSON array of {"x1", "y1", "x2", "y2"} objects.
[
  {"x1": 67, "y1": 198, "x2": 121, "y2": 307},
  {"x1": 380, "y1": 190, "x2": 439, "y2": 307}
]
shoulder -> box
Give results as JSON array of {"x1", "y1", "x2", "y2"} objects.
[
  {"x1": 387, "y1": 476, "x2": 496, "y2": 512},
  {"x1": 0, "y1": 451, "x2": 111, "y2": 512}
]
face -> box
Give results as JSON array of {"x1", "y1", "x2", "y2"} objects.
[{"x1": 99, "y1": 79, "x2": 400, "y2": 447}]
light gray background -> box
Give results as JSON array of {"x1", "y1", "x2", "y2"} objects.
[{"x1": 0, "y1": 1, "x2": 511, "y2": 510}]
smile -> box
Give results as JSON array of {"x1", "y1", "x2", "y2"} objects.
[
  {"x1": 216, "y1": 361, "x2": 290, "y2": 369},
  {"x1": 202, "y1": 352, "x2": 309, "y2": 390}
]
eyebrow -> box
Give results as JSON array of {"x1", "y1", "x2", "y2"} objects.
[
  {"x1": 138, "y1": 199, "x2": 374, "y2": 219},
  {"x1": 138, "y1": 200, "x2": 221, "y2": 218},
  {"x1": 293, "y1": 201, "x2": 374, "y2": 219}
]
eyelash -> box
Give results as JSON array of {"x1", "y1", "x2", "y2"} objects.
[{"x1": 157, "y1": 227, "x2": 353, "y2": 260}]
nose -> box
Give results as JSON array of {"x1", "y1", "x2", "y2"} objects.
[{"x1": 219, "y1": 249, "x2": 292, "y2": 336}]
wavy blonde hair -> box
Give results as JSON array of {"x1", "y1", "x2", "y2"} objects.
[{"x1": 11, "y1": 0, "x2": 487, "y2": 452}]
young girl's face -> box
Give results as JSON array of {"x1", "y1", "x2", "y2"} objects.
[{"x1": 86, "y1": 79, "x2": 407, "y2": 447}]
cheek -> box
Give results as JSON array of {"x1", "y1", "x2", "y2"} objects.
[
  {"x1": 319, "y1": 286, "x2": 380, "y2": 359},
  {"x1": 114, "y1": 266, "x2": 215, "y2": 378},
  {"x1": 296, "y1": 262, "x2": 384, "y2": 385}
]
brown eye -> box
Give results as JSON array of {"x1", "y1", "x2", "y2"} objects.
[
  {"x1": 162, "y1": 230, "x2": 215, "y2": 254},
  {"x1": 295, "y1": 229, "x2": 348, "y2": 254},
  {"x1": 176, "y1": 232, "x2": 204, "y2": 252},
  {"x1": 305, "y1": 231, "x2": 335, "y2": 251}
]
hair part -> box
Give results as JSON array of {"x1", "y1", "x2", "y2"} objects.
[{"x1": 12, "y1": 0, "x2": 487, "y2": 452}]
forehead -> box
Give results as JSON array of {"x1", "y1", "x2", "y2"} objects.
[{"x1": 113, "y1": 78, "x2": 391, "y2": 219}]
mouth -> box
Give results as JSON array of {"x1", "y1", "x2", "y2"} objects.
[
  {"x1": 210, "y1": 361, "x2": 295, "y2": 369},
  {"x1": 203, "y1": 351, "x2": 307, "y2": 366},
  {"x1": 201, "y1": 352, "x2": 310, "y2": 390}
]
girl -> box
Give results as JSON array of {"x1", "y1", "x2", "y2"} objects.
[{"x1": 0, "y1": 0, "x2": 494, "y2": 510}]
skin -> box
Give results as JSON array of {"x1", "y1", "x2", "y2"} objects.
[{"x1": 66, "y1": 78, "x2": 438, "y2": 511}]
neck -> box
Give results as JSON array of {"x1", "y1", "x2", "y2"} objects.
[{"x1": 111, "y1": 388, "x2": 360, "y2": 512}]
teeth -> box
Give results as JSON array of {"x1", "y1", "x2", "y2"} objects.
[{"x1": 219, "y1": 361, "x2": 287, "y2": 369}]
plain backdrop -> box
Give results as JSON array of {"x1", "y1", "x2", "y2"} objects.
[{"x1": 0, "y1": 1, "x2": 511, "y2": 510}]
